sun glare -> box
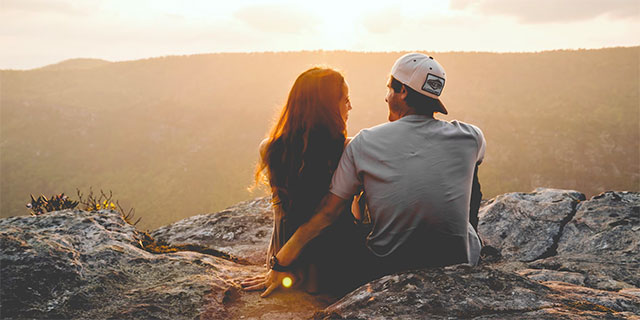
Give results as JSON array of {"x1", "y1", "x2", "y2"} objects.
[{"x1": 282, "y1": 276, "x2": 293, "y2": 288}]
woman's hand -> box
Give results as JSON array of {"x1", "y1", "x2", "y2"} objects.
[{"x1": 240, "y1": 270, "x2": 292, "y2": 297}]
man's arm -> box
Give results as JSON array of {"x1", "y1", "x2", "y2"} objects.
[
  {"x1": 276, "y1": 193, "x2": 348, "y2": 266},
  {"x1": 242, "y1": 192, "x2": 349, "y2": 297},
  {"x1": 469, "y1": 163, "x2": 482, "y2": 233}
]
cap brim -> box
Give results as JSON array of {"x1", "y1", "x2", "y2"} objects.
[{"x1": 436, "y1": 99, "x2": 448, "y2": 115}]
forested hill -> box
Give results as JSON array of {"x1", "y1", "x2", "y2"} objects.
[{"x1": 1, "y1": 47, "x2": 638, "y2": 230}]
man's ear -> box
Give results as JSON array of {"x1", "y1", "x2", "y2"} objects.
[{"x1": 400, "y1": 85, "x2": 409, "y2": 100}]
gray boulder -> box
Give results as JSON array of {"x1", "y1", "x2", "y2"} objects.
[
  {"x1": 151, "y1": 197, "x2": 273, "y2": 265},
  {"x1": 478, "y1": 188, "x2": 586, "y2": 262},
  {"x1": 528, "y1": 191, "x2": 640, "y2": 291},
  {"x1": 0, "y1": 208, "x2": 324, "y2": 319},
  {"x1": 317, "y1": 265, "x2": 640, "y2": 319}
]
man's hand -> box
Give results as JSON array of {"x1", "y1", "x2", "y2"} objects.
[
  {"x1": 240, "y1": 193, "x2": 347, "y2": 297},
  {"x1": 240, "y1": 270, "x2": 292, "y2": 297},
  {"x1": 240, "y1": 274, "x2": 266, "y2": 290}
]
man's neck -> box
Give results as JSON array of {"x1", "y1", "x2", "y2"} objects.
[
  {"x1": 389, "y1": 104, "x2": 435, "y2": 122},
  {"x1": 399, "y1": 109, "x2": 435, "y2": 119}
]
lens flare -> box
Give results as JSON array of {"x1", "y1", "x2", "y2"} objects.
[{"x1": 282, "y1": 276, "x2": 293, "y2": 288}]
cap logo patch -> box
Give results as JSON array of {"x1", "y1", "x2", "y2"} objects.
[{"x1": 422, "y1": 73, "x2": 445, "y2": 96}]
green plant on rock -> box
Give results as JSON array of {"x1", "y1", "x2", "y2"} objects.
[
  {"x1": 76, "y1": 187, "x2": 141, "y2": 226},
  {"x1": 26, "y1": 193, "x2": 80, "y2": 215}
]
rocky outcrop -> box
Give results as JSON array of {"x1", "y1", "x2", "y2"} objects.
[
  {"x1": 1, "y1": 188, "x2": 639, "y2": 319},
  {"x1": 0, "y1": 209, "x2": 324, "y2": 319},
  {"x1": 478, "y1": 188, "x2": 586, "y2": 262},
  {"x1": 151, "y1": 197, "x2": 273, "y2": 265},
  {"x1": 528, "y1": 191, "x2": 640, "y2": 291},
  {"x1": 0, "y1": 209, "x2": 256, "y2": 319},
  {"x1": 317, "y1": 265, "x2": 640, "y2": 319}
]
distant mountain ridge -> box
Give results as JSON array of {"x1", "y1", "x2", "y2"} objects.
[{"x1": 37, "y1": 58, "x2": 111, "y2": 71}]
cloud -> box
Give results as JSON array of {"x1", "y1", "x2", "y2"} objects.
[
  {"x1": 233, "y1": 4, "x2": 320, "y2": 34},
  {"x1": 449, "y1": 0, "x2": 474, "y2": 11},
  {"x1": 1, "y1": 0, "x2": 90, "y2": 16},
  {"x1": 450, "y1": 0, "x2": 640, "y2": 23}
]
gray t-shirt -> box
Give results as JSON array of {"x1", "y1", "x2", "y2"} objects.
[{"x1": 330, "y1": 115, "x2": 486, "y2": 261}]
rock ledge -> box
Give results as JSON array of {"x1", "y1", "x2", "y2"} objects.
[{"x1": 1, "y1": 189, "x2": 638, "y2": 319}]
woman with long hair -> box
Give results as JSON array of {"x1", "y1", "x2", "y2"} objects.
[{"x1": 243, "y1": 67, "x2": 360, "y2": 295}]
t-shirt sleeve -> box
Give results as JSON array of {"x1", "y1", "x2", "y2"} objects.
[{"x1": 329, "y1": 140, "x2": 362, "y2": 200}]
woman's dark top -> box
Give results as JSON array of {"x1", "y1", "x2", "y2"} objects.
[{"x1": 265, "y1": 129, "x2": 363, "y2": 294}]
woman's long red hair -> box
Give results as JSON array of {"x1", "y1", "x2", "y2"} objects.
[{"x1": 256, "y1": 67, "x2": 347, "y2": 225}]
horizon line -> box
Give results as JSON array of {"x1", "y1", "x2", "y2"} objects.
[{"x1": 3, "y1": 45, "x2": 638, "y2": 71}]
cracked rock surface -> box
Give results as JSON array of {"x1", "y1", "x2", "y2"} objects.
[
  {"x1": 528, "y1": 191, "x2": 640, "y2": 291},
  {"x1": 2, "y1": 188, "x2": 639, "y2": 319},
  {"x1": 478, "y1": 188, "x2": 586, "y2": 262},
  {"x1": 151, "y1": 197, "x2": 273, "y2": 266},
  {"x1": 0, "y1": 209, "x2": 323, "y2": 319},
  {"x1": 317, "y1": 265, "x2": 640, "y2": 319}
]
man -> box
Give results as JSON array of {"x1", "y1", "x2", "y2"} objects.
[{"x1": 243, "y1": 53, "x2": 485, "y2": 297}]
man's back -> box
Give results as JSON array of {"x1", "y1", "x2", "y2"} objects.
[{"x1": 330, "y1": 115, "x2": 486, "y2": 263}]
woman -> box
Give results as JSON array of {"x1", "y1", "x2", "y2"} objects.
[{"x1": 242, "y1": 67, "x2": 360, "y2": 295}]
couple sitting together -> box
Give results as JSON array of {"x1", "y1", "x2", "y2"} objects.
[{"x1": 241, "y1": 53, "x2": 486, "y2": 297}]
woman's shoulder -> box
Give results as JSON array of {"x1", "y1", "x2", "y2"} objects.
[
  {"x1": 259, "y1": 138, "x2": 268, "y2": 151},
  {"x1": 259, "y1": 138, "x2": 271, "y2": 160}
]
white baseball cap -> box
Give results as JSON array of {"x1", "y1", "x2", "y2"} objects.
[{"x1": 390, "y1": 53, "x2": 448, "y2": 115}]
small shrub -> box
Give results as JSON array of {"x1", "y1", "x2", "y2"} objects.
[
  {"x1": 76, "y1": 187, "x2": 141, "y2": 226},
  {"x1": 26, "y1": 193, "x2": 79, "y2": 215},
  {"x1": 25, "y1": 188, "x2": 140, "y2": 226}
]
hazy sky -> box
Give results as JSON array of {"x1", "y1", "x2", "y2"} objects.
[{"x1": 1, "y1": 0, "x2": 639, "y2": 69}]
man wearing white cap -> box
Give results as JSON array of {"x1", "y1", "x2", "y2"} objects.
[{"x1": 244, "y1": 53, "x2": 486, "y2": 297}]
